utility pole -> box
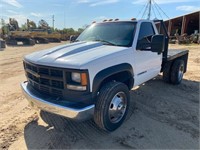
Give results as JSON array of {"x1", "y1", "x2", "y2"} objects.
[
  {"x1": 147, "y1": 0, "x2": 151, "y2": 20},
  {"x1": 52, "y1": 15, "x2": 55, "y2": 30},
  {"x1": 64, "y1": 1, "x2": 66, "y2": 28}
]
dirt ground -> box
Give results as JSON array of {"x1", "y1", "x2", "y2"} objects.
[{"x1": 0, "y1": 42, "x2": 199, "y2": 149}]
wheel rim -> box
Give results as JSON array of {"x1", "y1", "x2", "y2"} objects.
[
  {"x1": 178, "y1": 64, "x2": 184, "y2": 81},
  {"x1": 108, "y1": 92, "x2": 127, "y2": 123}
]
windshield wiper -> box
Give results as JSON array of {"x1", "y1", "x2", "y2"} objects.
[{"x1": 94, "y1": 39, "x2": 117, "y2": 46}]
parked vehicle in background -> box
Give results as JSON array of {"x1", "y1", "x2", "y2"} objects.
[
  {"x1": 5, "y1": 18, "x2": 35, "y2": 46},
  {"x1": 69, "y1": 35, "x2": 78, "y2": 43}
]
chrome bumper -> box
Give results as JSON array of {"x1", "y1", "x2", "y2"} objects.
[{"x1": 20, "y1": 82, "x2": 94, "y2": 121}]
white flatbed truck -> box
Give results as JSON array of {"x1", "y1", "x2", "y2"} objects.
[{"x1": 21, "y1": 19, "x2": 189, "y2": 131}]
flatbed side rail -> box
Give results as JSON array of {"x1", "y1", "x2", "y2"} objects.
[{"x1": 167, "y1": 49, "x2": 189, "y2": 61}]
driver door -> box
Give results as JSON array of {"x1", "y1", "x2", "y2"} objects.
[{"x1": 133, "y1": 22, "x2": 162, "y2": 86}]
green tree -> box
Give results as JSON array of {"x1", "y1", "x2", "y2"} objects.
[
  {"x1": 68, "y1": 28, "x2": 75, "y2": 35},
  {"x1": 0, "y1": 18, "x2": 9, "y2": 36},
  {"x1": 77, "y1": 28, "x2": 84, "y2": 34}
]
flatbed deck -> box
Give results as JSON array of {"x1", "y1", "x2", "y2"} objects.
[{"x1": 167, "y1": 49, "x2": 189, "y2": 61}]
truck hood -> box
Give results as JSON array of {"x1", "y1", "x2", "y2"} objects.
[{"x1": 24, "y1": 41, "x2": 128, "y2": 69}]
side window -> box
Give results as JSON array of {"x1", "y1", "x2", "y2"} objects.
[
  {"x1": 136, "y1": 22, "x2": 155, "y2": 50},
  {"x1": 138, "y1": 22, "x2": 155, "y2": 41}
]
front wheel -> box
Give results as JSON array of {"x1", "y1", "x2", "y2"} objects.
[{"x1": 94, "y1": 82, "x2": 130, "y2": 132}]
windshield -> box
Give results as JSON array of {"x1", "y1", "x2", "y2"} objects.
[{"x1": 77, "y1": 22, "x2": 136, "y2": 47}]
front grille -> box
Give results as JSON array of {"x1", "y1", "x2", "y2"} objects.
[
  {"x1": 24, "y1": 61, "x2": 64, "y2": 97},
  {"x1": 39, "y1": 68, "x2": 49, "y2": 75}
]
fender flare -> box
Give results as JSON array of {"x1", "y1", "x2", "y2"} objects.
[{"x1": 92, "y1": 63, "x2": 134, "y2": 98}]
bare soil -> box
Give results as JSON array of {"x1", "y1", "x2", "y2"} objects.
[{"x1": 0, "y1": 43, "x2": 199, "y2": 149}]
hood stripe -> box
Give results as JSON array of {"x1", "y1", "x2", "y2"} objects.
[
  {"x1": 56, "y1": 42, "x2": 103, "y2": 59},
  {"x1": 43, "y1": 41, "x2": 86, "y2": 56}
]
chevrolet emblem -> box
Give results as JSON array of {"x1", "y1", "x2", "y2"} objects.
[
  {"x1": 34, "y1": 73, "x2": 40, "y2": 78},
  {"x1": 26, "y1": 69, "x2": 40, "y2": 78}
]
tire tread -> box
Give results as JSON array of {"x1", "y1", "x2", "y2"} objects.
[{"x1": 163, "y1": 62, "x2": 172, "y2": 83}]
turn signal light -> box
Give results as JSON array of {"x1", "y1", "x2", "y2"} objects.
[{"x1": 81, "y1": 73, "x2": 88, "y2": 86}]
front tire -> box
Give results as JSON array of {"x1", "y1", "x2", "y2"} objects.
[{"x1": 94, "y1": 82, "x2": 130, "y2": 132}]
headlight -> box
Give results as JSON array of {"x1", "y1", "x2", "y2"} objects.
[
  {"x1": 66, "y1": 72, "x2": 88, "y2": 91},
  {"x1": 71, "y1": 72, "x2": 81, "y2": 83}
]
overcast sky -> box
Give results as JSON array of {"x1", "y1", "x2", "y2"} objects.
[{"x1": 0, "y1": 0, "x2": 200, "y2": 29}]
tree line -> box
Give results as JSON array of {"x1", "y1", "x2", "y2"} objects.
[{"x1": 0, "y1": 18, "x2": 86, "y2": 36}]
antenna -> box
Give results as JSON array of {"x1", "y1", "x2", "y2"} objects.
[
  {"x1": 147, "y1": 0, "x2": 152, "y2": 20},
  {"x1": 52, "y1": 15, "x2": 55, "y2": 30},
  {"x1": 137, "y1": 0, "x2": 169, "y2": 20}
]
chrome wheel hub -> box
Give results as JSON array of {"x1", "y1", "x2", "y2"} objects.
[
  {"x1": 109, "y1": 92, "x2": 127, "y2": 123},
  {"x1": 178, "y1": 64, "x2": 184, "y2": 81}
]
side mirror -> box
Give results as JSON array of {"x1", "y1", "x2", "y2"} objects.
[
  {"x1": 151, "y1": 35, "x2": 165, "y2": 53},
  {"x1": 136, "y1": 36, "x2": 151, "y2": 50}
]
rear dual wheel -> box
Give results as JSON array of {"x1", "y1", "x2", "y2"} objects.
[
  {"x1": 163, "y1": 59, "x2": 185, "y2": 84},
  {"x1": 170, "y1": 59, "x2": 184, "y2": 84}
]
